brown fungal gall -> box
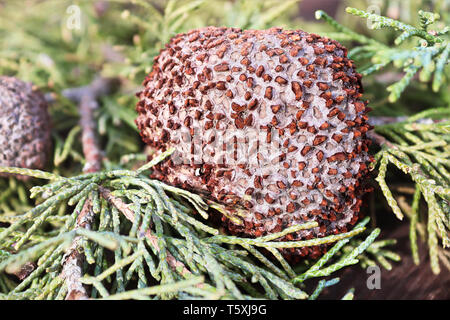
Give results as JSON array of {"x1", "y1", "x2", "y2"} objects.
[
  {"x1": 0, "y1": 77, "x2": 52, "y2": 181},
  {"x1": 135, "y1": 26, "x2": 372, "y2": 260},
  {"x1": 214, "y1": 63, "x2": 229, "y2": 72},
  {"x1": 275, "y1": 76, "x2": 288, "y2": 85},
  {"x1": 265, "y1": 87, "x2": 273, "y2": 99},
  {"x1": 298, "y1": 57, "x2": 309, "y2": 65},
  {"x1": 301, "y1": 145, "x2": 312, "y2": 156},
  {"x1": 271, "y1": 104, "x2": 281, "y2": 114},
  {"x1": 291, "y1": 82, "x2": 302, "y2": 100},
  {"x1": 313, "y1": 135, "x2": 327, "y2": 146}
]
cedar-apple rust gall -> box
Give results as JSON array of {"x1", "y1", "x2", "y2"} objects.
[
  {"x1": 0, "y1": 77, "x2": 52, "y2": 181},
  {"x1": 136, "y1": 26, "x2": 373, "y2": 261}
]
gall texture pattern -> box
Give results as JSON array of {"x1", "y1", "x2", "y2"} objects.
[
  {"x1": 0, "y1": 77, "x2": 51, "y2": 180},
  {"x1": 136, "y1": 27, "x2": 373, "y2": 260}
]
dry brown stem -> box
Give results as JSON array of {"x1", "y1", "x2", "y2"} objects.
[{"x1": 60, "y1": 77, "x2": 118, "y2": 300}]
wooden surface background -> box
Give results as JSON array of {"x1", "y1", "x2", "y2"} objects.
[{"x1": 318, "y1": 213, "x2": 450, "y2": 300}]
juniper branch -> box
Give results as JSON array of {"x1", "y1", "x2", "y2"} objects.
[{"x1": 60, "y1": 76, "x2": 118, "y2": 300}]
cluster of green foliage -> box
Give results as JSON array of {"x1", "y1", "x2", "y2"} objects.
[
  {"x1": 0, "y1": 0, "x2": 448, "y2": 300},
  {"x1": 314, "y1": 4, "x2": 450, "y2": 275}
]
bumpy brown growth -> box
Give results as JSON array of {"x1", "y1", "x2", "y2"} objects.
[
  {"x1": 135, "y1": 27, "x2": 373, "y2": 261},
  {"x1": 0, "y1": 77, "x2": 51, "y2": 181}
]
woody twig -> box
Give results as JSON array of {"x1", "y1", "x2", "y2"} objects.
[{"x1": 60, "y1": 77, "x2": 118, "y2": 300}]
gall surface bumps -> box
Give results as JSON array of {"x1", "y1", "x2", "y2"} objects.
[
  {"x1": 136, "y1": 27, "x2": 373, "y2": 260},
  {"x1": 0, "y1": 77, "x2": 51, "y2": 181}
]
